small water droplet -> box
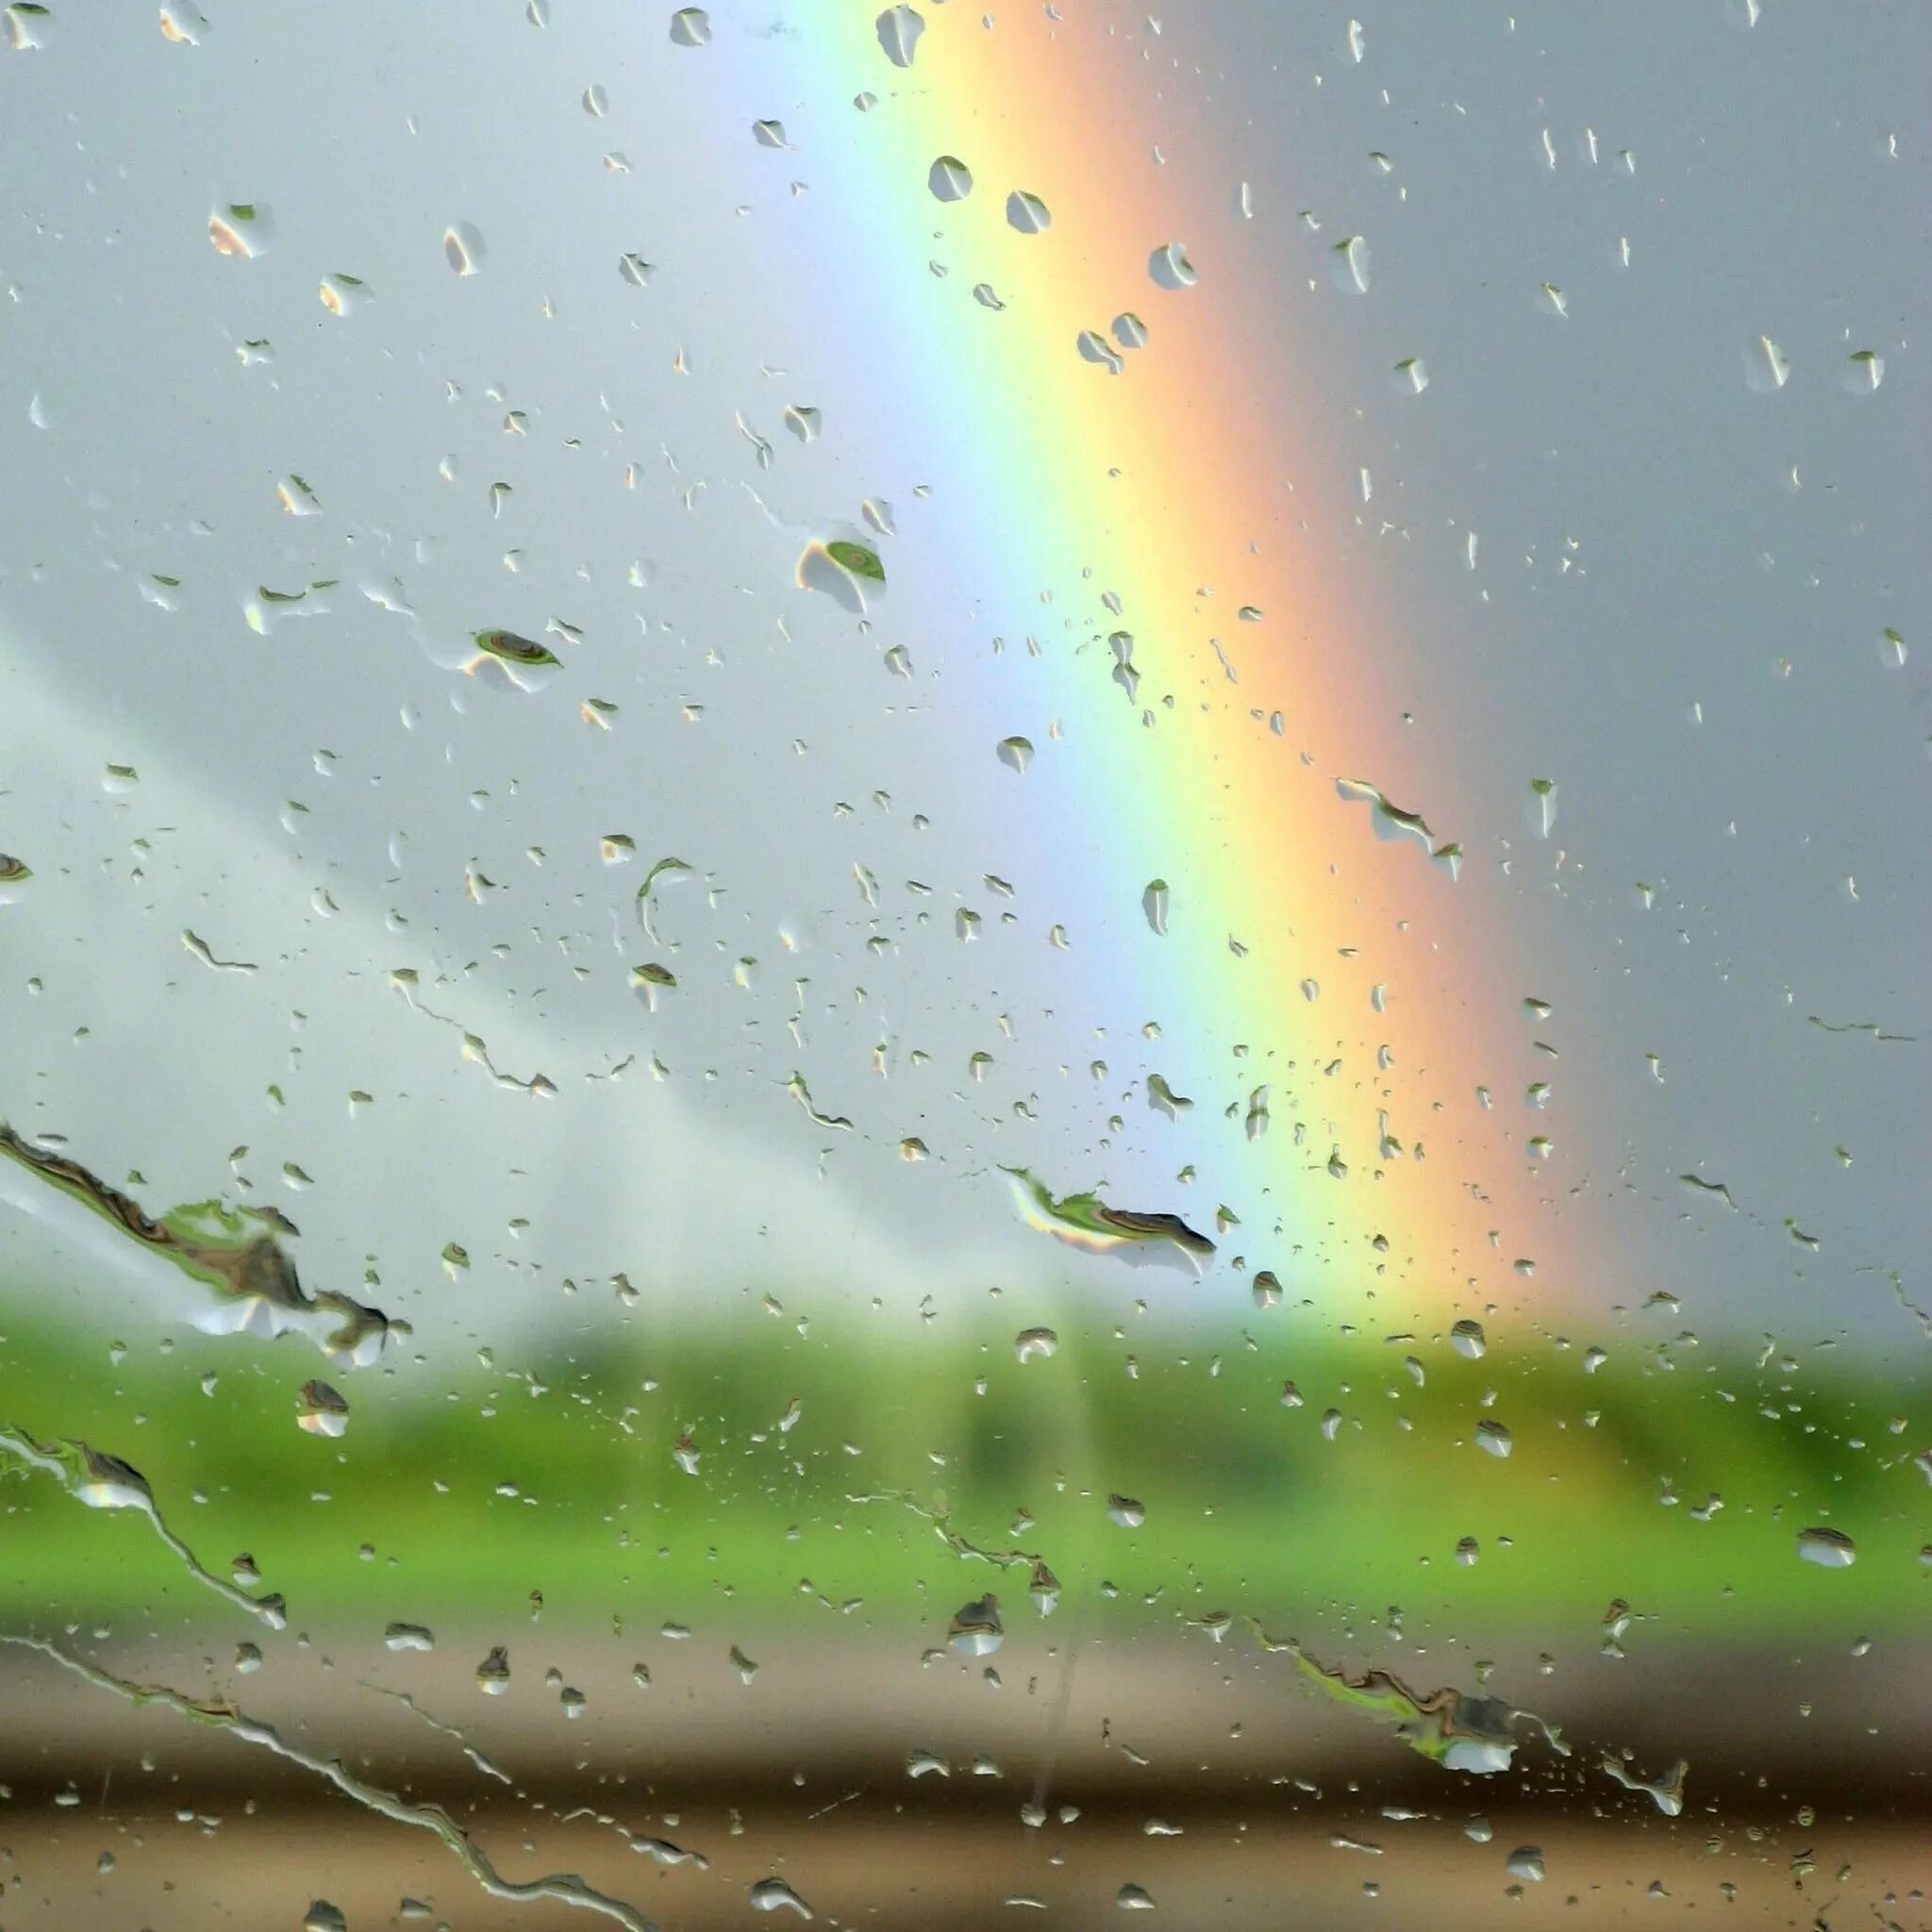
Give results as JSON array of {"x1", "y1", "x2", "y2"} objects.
[
  {"x1": 1796, "y1": 1526, "x2": 1856, "y2": 1568},
  {"x1": 1149, "y1": 242, "x2": 1196, "y2": 290},
  {"x1": 1015, "y1": 1326, "x2": 1058, "y2": 1363},
  {"x1": 1474, "y1": 1419, "x2": 1512, "y2": 1458},
  {"x1": 1108, "y1": 1492, "x2": 1146, "y2": 1528},
  {"x1": 475, "y1": 1645, "x2": 512, "y2": 1693},
  {"x1": 751, "y1": 1876, "x2": 814, "y2": 1918},
  {"x1": 208, "y1": 202, "x2": 275, "y2": 258},
  {"x1": 1451, "y1": 1319, "x2": 1487, "y2": 1359},
  {"x1": 949, "y1": 1593, "x2": 1004, "y2": 1655},
  {"x1": 1006, "y1": 190, "x2": 1052, "y2": 234},
  {"x1": 1141, "y1": 879, "x2": 1170, "y2": 935},
  {"x1": 668, "y1": 7, "x2": 710, "y2": 46},
  {"x1": 442, "y1": 222, "x2": 486, "y2": 275},
  {"x1": 928, "y1": 155, "x2": 973, "y2": 201},
  {"x1": 1330, "y1": 236, "x2": 1371, "y2": 293},
  {"x1": 876, "y1": 3, "x2": 924, "y2": 64}
]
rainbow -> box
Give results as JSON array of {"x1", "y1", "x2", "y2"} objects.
[{"x1": 674, "y1": 4, "x2": 1569, "y2": 1324}]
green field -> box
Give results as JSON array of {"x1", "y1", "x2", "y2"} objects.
[{"x1": 0, "y1": 1303, "x2": 1923, "y2": 1651}]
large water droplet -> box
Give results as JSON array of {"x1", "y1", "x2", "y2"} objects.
[
  {"x1": 1796, "y1": 1526, "x2": 1856, "y2": 1568},
  {"x1": 928, "y1": 155, "x2": 973, "y2": 201},
  {"x1": 1006, "y1": 191, "x2": 1052, "y2": 235},
  {"x1": 875, "y1": 4, "x2": 924, "y2": 65},
  {"x1": 1149, "y1": 242, "x2": 1196, "y2": 290}
]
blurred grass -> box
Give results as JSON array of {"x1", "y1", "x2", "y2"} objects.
[{"x1": 0, "y1": 1299, "x2": 1924, "y2": 1646}]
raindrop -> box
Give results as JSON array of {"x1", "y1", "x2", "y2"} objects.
[
  {"x1": 1451, "y1": 1319, "x2": 1487, "y2": 1359},
  {"x1": 618, "y1": 252, "x2": 656, "y2": 287},
  {"x1": 475, "y1": 1646, "x2": 511, "y2": 1694},
  {"x1": 751, "y1": 1876, "x2": 814, "y2": 1918},
  {"x1": 1117, "y1": 1885, "x2": 1157, "y2": 1910},
  {"x1": 783, "y1": 404, "x2": 821, "y2": 441},
  {"x1": 1113, "y1": 312, "x2": 1148, "y2": 349},
  {"x1": 668, "y1": 7, "x2": 710, "y2": 45},
  {"x1": 1474, "y1": 1419, "x2": 1513, "y2": 1458},
  {"x1": 1077, "y1": 329, "x2": 1123, "y2": 374},
  {"x1": 1796, "y1": 1526, "x2": 1856, "y2": 1569},
  {"x1": 294, "y1": 1379, "x2": 349, "y2": 1438},
  {"x1": 752, "y1": 118, "x2": 789, "y2": 147},
  {"x1": 876, "y1": 4, "x2": 924, "y2": 66},
  {"x1": 582, "y1": 82, "x2": 608, "y2": 115},
  {"x1": 1455, "y1": 1537, "x2": 1480, "y2": 1567},
  {"x1": 997, "y1": 737, "x2": 1034, "y2": 773},
  {"x1": 1141, "y1": 879, "x2": 1170, "y2": 935},
  {"x1": 1843, "y1": 348, "x2": 1885, "y2": 392},
  {"x1": 303, "y1": 1905, "x2": 349, "y2": 1932},
  {"x1": 1006, "y1": 191, "x2": 1052, "y2": 234},
  {"x1": 1745, "y1": 334, "x2": 1790, "y2": 392},
  {"x1": 973, "y1": 282, "x2": 1005, "y2": 309},
  {"x1": 1149, "y1": 242, "x2": 1196, "y2": 290},
  {"x1": 385, "y1": 1623, "x2": 436, "y2": 1652},
  {"x1": 441, "y1": 222, "x2": 486, "y2": 275},
  {"x1": 1393, "y1": 356, "x2": 1428, "y2": 394},
  {"x1": 1108, "y1": 1493, "x2": 1146, "y2": 1528},
  {"x1": 949, "y1": 1593, "x2": 1004, "y2": 1655},
  {"x1": 1505, "y1": 1846, "x2": 1545, "y2": 1883},
  {"x1": 208, "y1": 202, "x2": 275, "y2": 258},
  {"x1": 158, "y1": 5, "x2": 211, "y2": 43},
  {"x1": 928, "y1": 155, "x2": 973, "y2": 202},
  {"x1": 1330, "y1": 236, "x2": 1371, "y2": 293},
  {"x1": 1015, "y1": 1327, "x2": 1058, "y2": 1363},
  {"x1": 1526, "y1": 776, "x2": 1558, "y2": 839}
]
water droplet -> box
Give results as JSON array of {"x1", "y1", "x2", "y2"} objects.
[
  {"x1": 1330, "y1": 236, "x2": 1371, "y2": 292},
  {"x1": 928, "y1": 155, "x2": 973, "y2": 201},
  {"x1": 1117, "y1": 1884, "x2": 1157, "y2": 1910},
  {"x1": 1843, "y1": 348, "x2": 1885, "y2": 392},
  {"x1": 668, "y1": 7, "x2": 710, "y2": 46},
  {"x1": 1474, "y1": 1419, "x2": 1512, "y2": 1458},
  {"x1": 751, "y1": 1876, "x2": 814, "y2": 1918},
  {"x1": 208, "y1": 202, "x2": 275, "y2": 258},
  {"x1": 1113, "y1": 312, "x2": 1148, "y2": 349},
  {"x1": 997, "y1": 736, "x2": 1034, "y2": 773},
  {"x1": 752, "y1": 118, "x2": 789, "y2": 148},
  {"x1": 972, "y1": 282, "x2": 1005, "y2": 309},
  {"x1": 1505, "y1": 1846, "x2": 1545, "y2": 1883},
  {"x1": 303, "y1": 1904, "x2": 349, "y2": 1932},
  {"x1": 1456, "y1": 1537, "x2": 1480, "y2": 1566},
  {"x1": 1149, "y1": 242, "x2": 1196, "y2": 290},
  {"x1": 1526, "y1": 776, "x2": 1558, "y2": 839},
  {"x1": 158, "y1": 5, "x2": 211, "y2": 43},
  {"x1": 949, "y1": 1593, "x2": 1004, "y2": 1655},
  {"x1": 295, "y1": 1379, "x2": 349, "y2": 1438},
  {"x1": 582, "y1": 82, "x2": 608, "y2": 114},
  {"x1": 875, "y1": 4, "x2": 924, "y2": 65},
  {"x1": 1006, "y1": 191, "x2": 1052, "y2": 235},
  {"x1": 1450, "y1": 1319, "x2": 1487, "y2": 1359},
  {"x1": 672, "y1": 1430, "x2": 701, "y2": 1475},
  {"x1": 1015, "y1": 1327, "x2": 1058, "y2": 1363},
  {"x1": 1745, "y1": 334, "x2": 1790, "y2": 392},
  {"x1": 1077, "y1": 329, "x2": 1124, "y2": 374},
  {"x1": 318, "y1": 273, "x2": 369, "y2": 317},
  {"x1": 618, "y1": 251, "x2": 656, "y2": 287},
  {"x1": 1796, "y1": 1526, "x2": 1856, "y2": 1569},
  {"x1": 442, "y1": 222, "x2": 486, "y2": 275},
  {"x1": 1108, "y1": 1493, "x2": 1146, "y2": 1528},
  {"x1": 1346, "y1": 17, "x2": 1366, "y2": 59},
  {"x1": 1141, "y1": 879, "x2": 1170, "y2": 935},
  {"x1": 1393, "y1": 356, "x2": 1428, "y2": 394},
  {"x1": 385, "y1": 1623, "x2": 436, "y2": 1652},
  {"x1": 475, "y1": 1646, "x2": 511, "y2": 1694}
]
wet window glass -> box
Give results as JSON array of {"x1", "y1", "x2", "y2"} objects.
[{"x1": 2, "y1": 5, "x2": 1927, "y2": 1926}]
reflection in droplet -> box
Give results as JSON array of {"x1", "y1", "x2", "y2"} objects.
[
  {"x1": 875, "y1": 3, "x2": 924, "y2": 65},
  {"x1": 208, "y1": 202, "x2": 275, "y2": 258},
  {"x1": 295, "y1": 1379, "x2": 349, "y2": 1438},
  {"x1": 1006, "y1": 191, "x2": 1052, "y2": 235},
  {"x1": 1014, "y1": 1327, "x2": 1058, "y2": 1363},
  {"x1": 1077, "y1": 329, "x2": 1123, "y2": 375},
  {"x1": 928, "y1": 155, "x2": 973, "y2": 202},
  {"x1": 751, "y1": 1876, "x2": 814, "y2": 1918},
  {"x1": 1149, "y1": 242, "x2": 1197, "y2": 290},
  {"x1": 1330, "y1": 235, "x2": 1371, "y2": 292},
  {"x1": 948, "y1": 1593, "x2": 1004, "y2": 1655},
  {"x1": 1744, "y1": 334, "x2": 1790, "y2": 392},
  {"x1": 1796, "y1": 1526, "x2": 1856, "y2": 1569},
  {"x1": 442, "y1": 222, "x2": 486, "y2": 275}
]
